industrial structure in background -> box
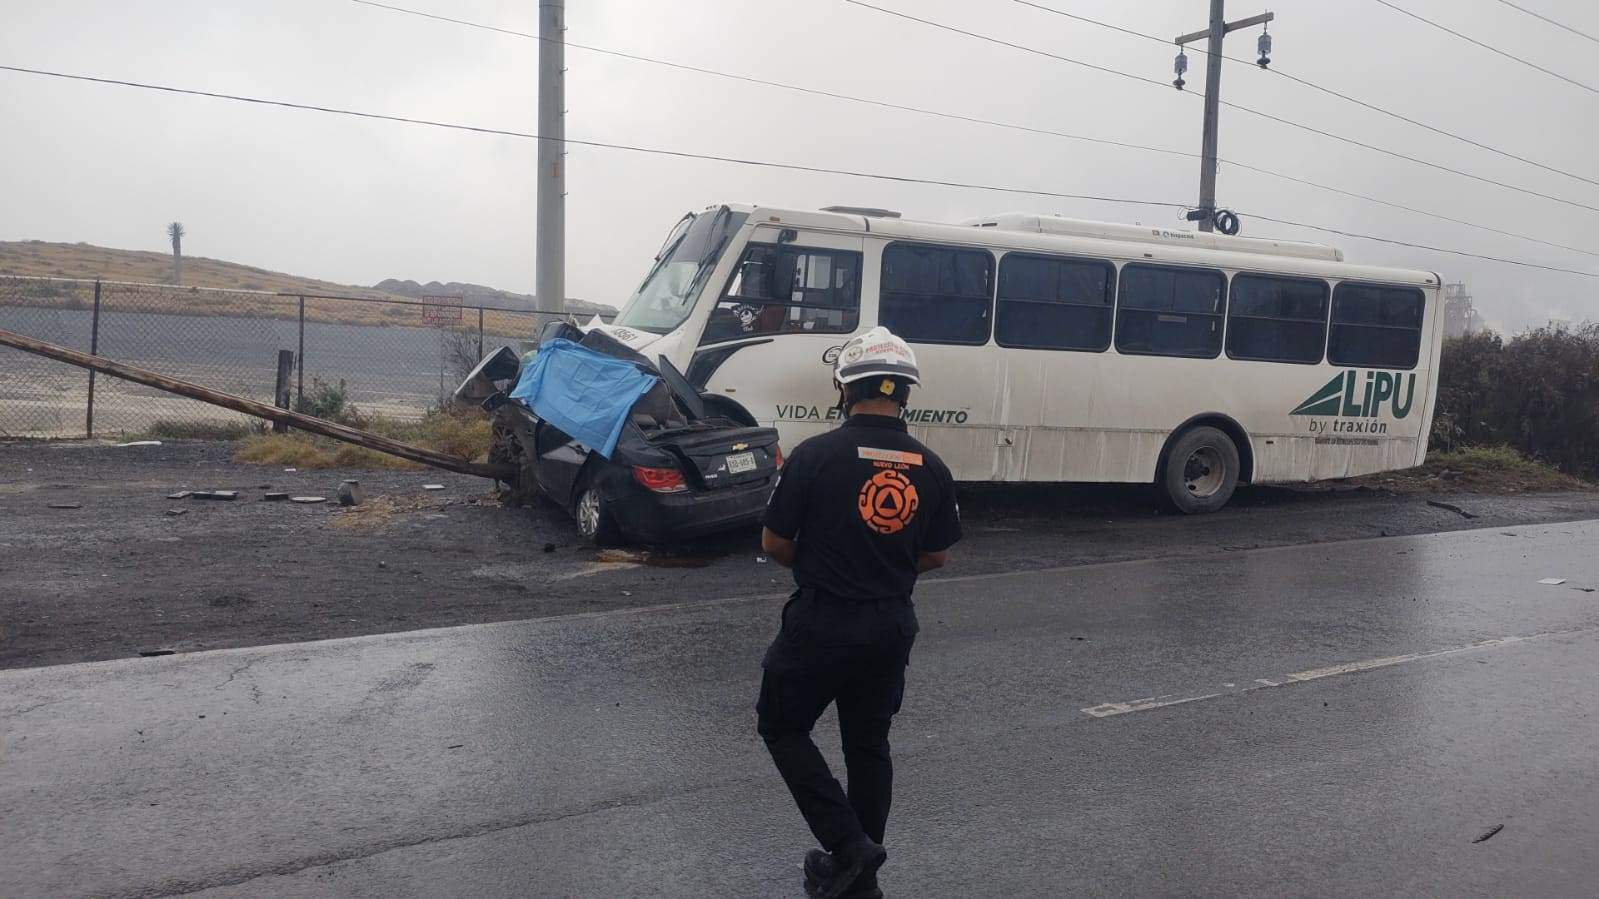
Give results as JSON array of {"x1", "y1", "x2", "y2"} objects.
[{"x1": 1443, "y1": 282, "x2": 1485, "y2": 338}]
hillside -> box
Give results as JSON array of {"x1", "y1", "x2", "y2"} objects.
[{"x1": 0, "y1": 240, "x2": 615, "y2": 314}]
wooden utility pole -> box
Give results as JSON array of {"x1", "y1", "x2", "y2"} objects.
[
  {"x1": 0, "y1": 327, "x2": 514, "y2": 481},
  {"x1": 1175, "y1": 1, "x2": 1274, "y2": 232}
]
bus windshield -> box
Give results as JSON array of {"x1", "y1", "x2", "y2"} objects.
[{"x1": 614, "y1": 207, "x2": 747, "y2": 334}]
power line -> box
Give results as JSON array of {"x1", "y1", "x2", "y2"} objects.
[
  {"x1": 4, "y1": 62, "x2": 1596, "y2": 282},
  {"x1": 843, "y1": 0, "x2": 1599, "y2": 218},
  {"x1": 1246, "y1": 213, "x2": 1599, "y2": 278},
  {"x1": 1013, "y1": 0, "x2": 1599, "y2": 191},
  {"x1": 1372, "y1": 0, "x2": 1599, "y2": 97},
  {"x1": 343, "y1": 0, "x2": 1599, "y2": 259},
  {"x1": 1490, "y1": 0, "x2": 1599, "y2": 46},
  {"x1": 0, "y1": 64, "x2": 1186, "y2": 211}
]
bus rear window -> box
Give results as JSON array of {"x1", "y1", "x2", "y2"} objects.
[
  {"x1": 1226, "y1": 274, "x2": 1329, "y2": 364},
  {"x1": 1115, "y1": 264, "x2": 1226, "y2": 358},
  {"x1": 1328, "y1": 284, "x2": 1425, "y2": 369},
  {"x1": 879, "y1": 243, "x2": 993, "y2": 345}
]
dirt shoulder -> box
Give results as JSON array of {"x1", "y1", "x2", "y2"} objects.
[{"x1": 4, "y1": 439, "x2": 1598, "y2": 670}]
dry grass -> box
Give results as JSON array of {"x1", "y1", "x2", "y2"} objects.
[
  {"x1": 0, "y1": 241, "x2": 543, "y2": 337},
  {"x1": 1352, "y1": 445, "x2": 1593, "y2": 494},
  {"x1": 232, "y1": 407, "x2": 492, "y2": 471}
]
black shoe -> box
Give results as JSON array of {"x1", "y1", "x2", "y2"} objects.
[{"x1": 803, "y1": 842, "x2": 886, "y2": 899}]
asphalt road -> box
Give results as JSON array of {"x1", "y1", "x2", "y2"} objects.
[
  {"x1": 7, "y1": 440, "x2": 1599, "y2": 670},
  {"x1": 4, "y1": 521, "x2": 1597, "y2": 897}
]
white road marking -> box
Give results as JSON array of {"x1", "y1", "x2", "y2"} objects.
[{"x1": 1081, "y1": 627, "x2": 1594, "y2": 719}]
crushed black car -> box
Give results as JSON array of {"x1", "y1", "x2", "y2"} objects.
[{"x1": 456, "y1": 324, "x2": 782, "y2": 545}]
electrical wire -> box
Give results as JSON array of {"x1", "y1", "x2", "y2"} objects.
[
  {"x1": 1372, "y1": 0, "x2": 1599, "y2": 97},
  {"x1": 844, "y1": 0, "x2": 1599, "y2": 218},
  {"x1": 1489, "y1": 0, "x2": 1599, "y2": 46},
  {"x1": 1013, "y1": 0, "x2": 1599, "y2": 191},
  {"x1": 3, "y1": 62, "x2": 1595, "y2": 281},
  {"x1": 343, "y1": 0, "x2": 1599, "y2": 257},
  {"x1": 0, "y1": 64, "x2": 1186, "y2": 211}
]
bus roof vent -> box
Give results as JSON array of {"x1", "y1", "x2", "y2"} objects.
[
  {"x1": 962, "y1": 213, "x2": 1344, "y2": 262},
  {"x1": 821, "y1": 206, "x2": 902, "y2": 219}
]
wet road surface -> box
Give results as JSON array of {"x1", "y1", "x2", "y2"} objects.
[{"x1": 3, "y1": 521, "x2": 1598, "y2": 897}]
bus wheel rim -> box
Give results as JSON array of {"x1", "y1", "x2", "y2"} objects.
[
  {"x1": 1183, "y1": 447, "x2": 1225, "y2": 498},
  {"x1": 577, "y1": 490, "x2": 601, "y2": 536}
]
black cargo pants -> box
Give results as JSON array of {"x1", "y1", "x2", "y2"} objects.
[{"x1": 756, "y1": 588, "x2": 919, "y2": 852}]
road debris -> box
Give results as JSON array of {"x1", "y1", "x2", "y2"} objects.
[
  {"x1": 290, "y1": 496, "x2": 327, "y2": 504},
  {"x1": 422, "y1": 484, "x2": 446, "y2": 491},
  {"x1": 543, "y1": 543, "x2": 557, "y2": 553},
  {"x1": 116, "y1": 440, "x2": 162, "y2": 448},
  {"x1": 1473, "y1": 823, "x2": 1505, "y2": 844},
  {"x1": 1538, "y1": 577, "x2": 1567, "y2": 585},
  {"x1": 191, "y1": 491, "x2": 238, "y2": 501},
  {"x1": 167, "y1": 491, "x2": 192, "y2": 500},
  {"x1": 165, "y1": 509, "x2": 188, "y2": 517},
  {"x1": 283, "y1": 468, "x2": 297, "y2": 472},
  {"x1": 337, "y1": 480, "x2": 365, "y2": 507},
  {"x1": 47, "y1": 502, "x2": 82, "y2": 510},
  {"x1": 263, "y1": 492, "x2": 289, "y2": 502},
  {"x1": 1426, "y1": 499, "x2": 1479, "y2": 519},
  {"x1": 138, "y1": 649, "x2": 176, "y2": 657}
]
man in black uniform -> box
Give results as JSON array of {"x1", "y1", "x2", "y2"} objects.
[{"x1": 758, "y1": 326, "x2": 962, "y2": 899}]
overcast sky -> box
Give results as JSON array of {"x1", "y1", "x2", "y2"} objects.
[{"x1": 2, "y1": 0, "x2": 1596, "y2": 330}]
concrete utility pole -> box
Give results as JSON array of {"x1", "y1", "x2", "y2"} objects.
[
  {"x1": 1175, "y1": 2, "x2": 1274, "y2": 232},
  {"x1": 535, "y1": 0, "x2": 566, "y2": 314}
]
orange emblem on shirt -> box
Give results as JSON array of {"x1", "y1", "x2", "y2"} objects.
[{"x1": 858, "y1": 469, "x2": 919, "y2": 535}]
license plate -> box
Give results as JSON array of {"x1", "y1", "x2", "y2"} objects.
[{"x1": 726, "y1": 452, "x2": 756, "y2": 474}]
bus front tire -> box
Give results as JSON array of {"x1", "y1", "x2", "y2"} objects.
[{"x1": 1160, "y1": 426, "x2": 1240, "y2": 514}]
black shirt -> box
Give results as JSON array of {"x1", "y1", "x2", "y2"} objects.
[{"x1": 763, "y1": 414, "x2": 961, "y2": 601}]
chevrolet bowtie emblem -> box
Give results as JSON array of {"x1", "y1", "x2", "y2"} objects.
[{"x1": 731, "y1": 443, "x2": 748, "y2": 451}]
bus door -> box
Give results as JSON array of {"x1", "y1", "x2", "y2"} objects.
[{"x1": 688, "y1": 228, "x2": 866, "y2": 448}]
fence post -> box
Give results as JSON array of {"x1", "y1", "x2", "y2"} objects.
[
  {"x1": 273, "y1": 350, "x2": 296, "y2": 433},
  {"x1": 85, "y1": 280, "x2": 101, "y2": 438},
  {"x1": 478, "y1": 307, "x2": 485, "y2": 360},
  {"x1": 296, "y1": 295, "x2": 305, "y2": 409}
]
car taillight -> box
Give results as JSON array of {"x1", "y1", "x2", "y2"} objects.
[
  {"x1": 633, "y1": 465, "x2": 687, "y2": 493},
  {"x1": 774, "y1": 446, "x2": 784, "y2": 468}
]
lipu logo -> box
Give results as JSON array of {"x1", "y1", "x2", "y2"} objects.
[{"x1": 1291, "y1": 370, "x2": 1416, "y2": 419}]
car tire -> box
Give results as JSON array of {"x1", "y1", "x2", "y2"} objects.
[
  {"x1": 1160, "y1": 426, "x2": 1240, "y2": 514},
  {"x1": 573, "y1": 481, "x2": 622, "y2": 546}
]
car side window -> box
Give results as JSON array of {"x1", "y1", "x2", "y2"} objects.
[
  {"x1": 700, "y1": 244, "x2": 861, "y2": 345},
  {"x1": 879, "y1": 243, "x2": 993, "y2": 345}
]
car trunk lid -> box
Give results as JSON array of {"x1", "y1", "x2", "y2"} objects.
[{"x1": 652, "y1": 425, "x2": 779, "y2": 489}]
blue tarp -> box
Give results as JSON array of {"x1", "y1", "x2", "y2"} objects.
[{"x1": 509, "y1": 338, "x2": 658, "y2": 459}]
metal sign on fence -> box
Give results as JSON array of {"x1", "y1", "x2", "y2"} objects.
[{"x1": 421, "y1": 296, "x2": 464, "y2": 327}]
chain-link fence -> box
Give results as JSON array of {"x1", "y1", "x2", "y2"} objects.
[{"x1": 0, "y1": 275, "x2": 579, "y2": 438}]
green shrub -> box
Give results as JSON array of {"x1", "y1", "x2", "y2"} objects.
[{"x1": 294, "y1": 377, "x2": 363, "y2": 425}]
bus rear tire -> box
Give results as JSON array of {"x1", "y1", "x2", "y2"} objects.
[{"x1": 1161, "y1": 426, "x2": 1240, "y2": 514}]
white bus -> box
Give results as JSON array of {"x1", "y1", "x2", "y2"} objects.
[{"x1": 592, "y1": 203, "x2": 1444, "y2": 512}]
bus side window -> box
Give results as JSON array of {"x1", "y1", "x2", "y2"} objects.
[
  {"x1": 1115, "y1": 264, "x2": 1227, "y2": 358},
  {"x1": 879, "y1": 243, "x2": 993, "y2": 345},
  {"x1": 1226, "y1": 274, "x2": 1330, "y2": 364},
  {"x1": 995, "y1": 253, "x2": 1114, "y2": 351},
  {"x1": 701, "y1": 244, "x2": 861, "y2": 344},
  {"x1": 1328, "y1": 283, "x2": 1424, "y2": 369}
]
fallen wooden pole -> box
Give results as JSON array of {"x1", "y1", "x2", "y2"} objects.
[{"x1": 0, "y1": 327, "x2": 515, "y2": 482}]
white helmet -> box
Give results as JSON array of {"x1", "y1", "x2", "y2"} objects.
[{"x1": 833, "y1": 326, "x2": 920, "y2": 387}]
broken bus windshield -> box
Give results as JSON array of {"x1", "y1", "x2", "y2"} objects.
[{"x1": 613, "y1": 208, "x2": 747, "y2": 334}]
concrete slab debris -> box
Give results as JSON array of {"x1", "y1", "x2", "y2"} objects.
[
  {"x1": 290, "y1": 496, "x2": 327, "y2": 504},
  {"x1": 422, "y1": 484, "x2": 446, "y2": 491},
  {"x1": 164, "y1": 509, "x2": 188, "y2": 517},
  {"x1": 116, "y1": 440, "x2": 162, "y2": 448},
  {"x1": 192, "y1": 491, "x2": 238, "y2": 501},
  {"x1": 263, "y1": 493, "x2": 289, "y2": 502},
  {"x1": 166, "y1": 491, "x2": 192, "y2": 500}
]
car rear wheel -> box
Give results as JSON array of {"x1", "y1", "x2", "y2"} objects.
[
  {"x1": 573, "y1": 482, "x2": 622, "y2": 546},
  {"x1": 1160, "y1": 426, "x2": 1240, "y2": 514}
]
